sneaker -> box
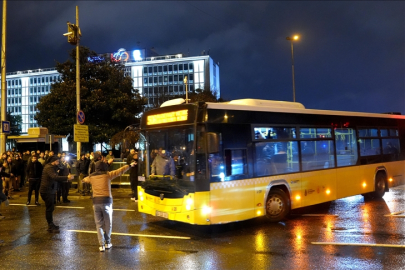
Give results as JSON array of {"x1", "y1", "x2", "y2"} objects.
[
  {"x1": 105, "y1": 243, "x2": 112, "y2": 249},
  {"x1": 99, "y1": 245, "x2": 105, "y2": 252},
  {"x1": 26, "y1": 201, "x2": 30, "y2": 205},
  {"x1": 130, "y1": 197, "x2": 135, "y2": 201}
]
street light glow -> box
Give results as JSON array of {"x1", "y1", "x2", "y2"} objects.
[{"x1": 293, "y1": 35, "x2": 299, "y2": 40}]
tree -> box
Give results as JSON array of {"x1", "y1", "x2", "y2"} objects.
[
  {"x1": 6, "y1": 112, "x2": 22, "y2": 135},
  {"x1": 35, "y1": 46, "x2": 147, "y2": 145}
]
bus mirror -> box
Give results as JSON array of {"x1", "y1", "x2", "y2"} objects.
[{"x1": 207, "y1": 132, "x2": 220, "y2": 153}]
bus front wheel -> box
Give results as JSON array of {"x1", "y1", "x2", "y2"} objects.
[
  {"x1": 373, "y1": 172, "x2": 387, "y2": 199},
  {"x1": 265, "y1": 189, "x2": 290, "y2": 222}
]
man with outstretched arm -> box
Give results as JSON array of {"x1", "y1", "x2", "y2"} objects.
[{"x1": 82, "y1": 157, "x2": 136, "y2": 252}]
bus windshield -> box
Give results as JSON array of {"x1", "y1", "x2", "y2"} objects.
[{"x1": 139, "y1": 126, "x2": 196, "y2": 196}]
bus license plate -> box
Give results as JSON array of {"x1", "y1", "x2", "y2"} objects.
[{"x1": 156, "y1": 210, "x2": 168, "y2": 219}]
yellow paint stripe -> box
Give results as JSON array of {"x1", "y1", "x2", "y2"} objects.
[
  {"x1": 113, "y1": 209, "x2": 135, "y2": 212},
  {"x1": 389, "y1": 209, "x2": 405, "y2": 216},
  {"x1": 302, "y1": 214, "x2": 338, "y2": 217},
  {"x1": 312, "y1": 242, "x2": 405, "y2": 248},
  {"x1": 68, "y1": 229, "x2": 190, "y2": 240},
  {"x1": 9, "y1": 204, "x2": 37, "y2": 207},
  {"x1": 56, "y1": 206, "x2": 85, "y2": 209}
]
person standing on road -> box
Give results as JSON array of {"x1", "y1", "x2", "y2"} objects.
[
  {"x1": 26, "y1": 155, "x2": 43, "y2": 205},
  {"x1": 57, "y1": 155, "x2": 71, "y2": 203},
  {"x1": 76, "y1": 154, "x2": 90, "y2": 195},
  {"x1": 39, "y1": 156, "x2": 73, "y2": 232},
  {"x1": 82, "y1": 158, "x2": 136, "y2": 252},
  {"x1": 126, "y1": 150, "x2": 138, "y2": 201},
  {"x1": 0, "y1": 165, "x2": 11, "y2": 219}
]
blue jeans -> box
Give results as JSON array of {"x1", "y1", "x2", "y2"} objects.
[{"x1": 93, "y1": 203, "x2": 113, "y2": 246}]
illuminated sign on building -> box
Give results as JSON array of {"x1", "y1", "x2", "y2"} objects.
[
  {"x1": 110, "y1": 48, "x2": 144, "y2": 62},
  {"x1": 147, "y1": 110, "x2": 188, "y2": 125},
  {"x1": 87, "y1": 56, "x2": 105, "y2": 63}
]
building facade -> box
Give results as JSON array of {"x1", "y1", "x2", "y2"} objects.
[{"x1": 1, "y1": 48, "x2": 220, "y2": 134}]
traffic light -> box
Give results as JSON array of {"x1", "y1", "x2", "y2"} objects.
[{"x1": 63, "y1": 22, "x2": 79, "y2": 45}]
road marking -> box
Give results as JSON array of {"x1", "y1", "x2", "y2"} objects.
[
  {"x1": 389, "y1": 215, "x2": 405, "y2": 218},
  {"x1": 312, "y1": 242, "x2": 405, "y2": 248},
  {"x1": 113, "y1": 209, "x2": 135, "y2": 212},
  {"x1": 55, "y1": 206, "x2": 85, "y2": 209},
  {"x1": 385, "y1": 209, "x2": 405, "y2": 216},
  {"x1": 9, "y1": 204, "x2": 37, "y2": 207},
  {"x1": 68, "y1": 229, "x2": 190, "y2": 240},
  {"x1": 301, "y1": 214, "x2": 338, "y2": 217}
]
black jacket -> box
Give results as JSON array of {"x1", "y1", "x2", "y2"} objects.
[
  {"x1": 26, "y1": 161, "x2": 43, "y2": 179},
  {"x1": 39, "y1": 163, "x2": 68, "y2": 194},
  {"x1": 76, "y1": 158, "x2": 90, "y2": 175}
]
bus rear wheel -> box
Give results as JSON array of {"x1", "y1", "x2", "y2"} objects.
[
  {"x1": 373, "y1": 172, "x2": 387, "y2": 199},
  {"x1": 266, "y1": 189, "x2": 290, "y2": 222}
]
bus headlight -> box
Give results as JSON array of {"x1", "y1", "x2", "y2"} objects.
[{"x1": 202, "y1": 205, "x2": 211, "y2": 215}]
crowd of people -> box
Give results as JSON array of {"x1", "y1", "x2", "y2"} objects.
[{"x1": 0, "y1": 148, "x2": 139, "y2": 252}]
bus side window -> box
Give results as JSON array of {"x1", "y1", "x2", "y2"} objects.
[{"x1": 224, "y1": 149, "x2": 247, "y2": 177}]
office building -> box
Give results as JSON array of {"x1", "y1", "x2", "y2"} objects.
[{"x1": 1, "y1": 47, "x2": 220, "y2": 134}]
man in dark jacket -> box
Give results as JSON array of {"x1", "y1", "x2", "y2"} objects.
[
  {"x1": 26, "y1": 155, "x2": 43, "y2": 205},
  {"x1": 126, "y1": 149, "x2": 138, "y2": 201},
  {"x1": 39, "y1": 156, "x2": 73, "y2": 232},
  {"x1": 76, "y1": 154, "x2": 90, "y2": 195}
]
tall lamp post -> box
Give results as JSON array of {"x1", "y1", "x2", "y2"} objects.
[
  {"x1": 286, "y1": 35, "x2": 299, "y2": 102},
  {"x1": 183, "y1": 75, "x2": 188, "y2": 103},
  {"x1": 0, "y1": 0, "x2": 7, "y2": 153}
]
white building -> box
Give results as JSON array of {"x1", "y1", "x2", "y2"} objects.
[{"x1": 1, "y1": 47, "x2": 220, "y2": 134}]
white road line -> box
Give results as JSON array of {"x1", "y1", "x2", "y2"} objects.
[
  {"x1": 389, "y1": 215, "x2": 405, "y2": 218},
  {"x1": 301, "y1": 214, "x2": 339, "y2": 217},
  {"x1": 113, "y1": 209, "x2": 135, "y2": 212},
  {"x1": 312, "y1": 242, "x2": 405, "y2": 248},
  {"x1": 68, "y1": 229, "x2": 190, "y2": 240},
  {"x1": 386, "y1": 209, "x2": 405, "y2": 216},
  {"x1": 55, "y1": 206, "x2": 85, "y2": 209},
  {"x1": 9, "y1": 204, "x2": 37, "y2": 207}
]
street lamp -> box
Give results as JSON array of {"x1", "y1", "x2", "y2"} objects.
[
  {"x1": 183, "y1": 75, "x2": 189, "y2": 104},
  {"x1": 286, "y1": 35, "x2": 299, "y2": 102}
]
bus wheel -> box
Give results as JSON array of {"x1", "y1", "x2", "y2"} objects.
[
  {"x1": 373, "y1": 172, "x2": 387, "y2": 199},
  {"x1": 266, "y1": 189, "x2": 290, "y2": 222}
]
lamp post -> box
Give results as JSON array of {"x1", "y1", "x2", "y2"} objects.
[
  {"x1": 0, "y1": 0, "x2": 7, "y2": 153},
  {"x1": 183, "y1": 75, "x2": 188, "y2": 104},
  {"x1": 286, "y1": 35, "x2": 299, "y2": 102}
]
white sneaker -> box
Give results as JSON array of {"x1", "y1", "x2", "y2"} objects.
[
  {"x1": 105, "y1": 243, "x2": 112, "y2": 249},
  {"x1": 130, "y1": 197, "x2": 135, "y2": 201},
  {"x1": 99, "y1": 245, "x2": 105, "y2": 252}
]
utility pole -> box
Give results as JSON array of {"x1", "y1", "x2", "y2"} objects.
[
  {"x1": 64, "y1": 6, "x2": 81, "y2": 158},
  {"x1": 0, "y1": 0, "x2": 7, "y2": 153}
]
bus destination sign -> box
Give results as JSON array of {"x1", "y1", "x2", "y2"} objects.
[{"x1": 147, "y1": 109, "x2": 188, "y2": 125}]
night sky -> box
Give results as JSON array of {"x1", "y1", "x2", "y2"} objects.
[{"x1": 2, "y1": 1, "x2": 404, "y2": 114}]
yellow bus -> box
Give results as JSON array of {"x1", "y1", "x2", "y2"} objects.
[{"x1": 137, "y1": 98, "x2": 405, "y2": 224}]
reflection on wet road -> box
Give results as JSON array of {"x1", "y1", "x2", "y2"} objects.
[{"x1": 0, "y1": 186, "x2": 404, "y2": 269}]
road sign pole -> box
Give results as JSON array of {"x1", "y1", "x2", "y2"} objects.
[
  {"x1": 0, "y1": 1, "x2": 7, "y2": 153},
  {"x1": 76, "y1": 6, "x2": 81, "y2": 157}
]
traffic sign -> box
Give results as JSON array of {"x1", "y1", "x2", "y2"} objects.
[
  {"x1": 2, "y1": 121, "x2": 10, "y2": 134},
  {"x1": 77, "y1": 110, "x2": 85, "y2": 124},
  {"x1": 74, "y1": 124, "x2": 89, "y2": 142}
]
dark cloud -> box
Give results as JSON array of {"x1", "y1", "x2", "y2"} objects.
[{"x1": 2, "y1": 1, "x2": 404, "y2": 114}]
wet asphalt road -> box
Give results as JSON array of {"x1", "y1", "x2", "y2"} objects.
[{"x1": 0, "y1": 185, "x2": 404, "y2": 270}]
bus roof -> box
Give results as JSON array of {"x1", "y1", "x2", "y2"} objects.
[{"x1": 205, "y1": 99, "x2": 405, "y2": 120}]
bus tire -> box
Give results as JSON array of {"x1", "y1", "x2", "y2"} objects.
[
  {"x1": 373, "y1": 172, "x2": 387, "y2": 199},
  {"x1": 265, "y1": 189, "x2": 290, "y2": 222}
]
